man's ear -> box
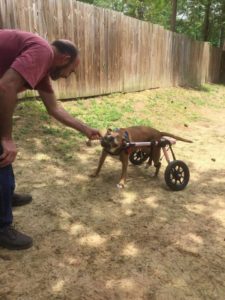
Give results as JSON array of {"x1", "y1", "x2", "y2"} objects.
[{"x1": 60, "y1": 53, "x2": 71, "y2": 65}]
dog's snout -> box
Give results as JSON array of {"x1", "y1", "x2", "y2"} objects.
[
  {"x1": 100, "y1": 138, "x2": 108, "y2": 148},
  {"x1": 108, "y1": 136, "x2": 114, "y2": 142},
  {"x1": 100, "y1": 135, "x2": 115, "y2": 148}
]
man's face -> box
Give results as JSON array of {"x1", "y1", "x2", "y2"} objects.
[{"x1": 49, "y1": 55, "x2": 80, "y2": 80}]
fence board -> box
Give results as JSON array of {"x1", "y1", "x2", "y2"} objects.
[{"x1": 0, "y1": 0, "x2": 222, "y2": 99}]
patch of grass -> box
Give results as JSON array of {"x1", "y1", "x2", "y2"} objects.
[
  {"x1": 15, "y1": 126, "x2": 31, "y2": 137},
  {"x1": 41, "y1": 126, "x2": 71, "y2": 138},
  {"x1": 185, "y1": 83, "x2": 220, "y2": 93},
  {"x1": 68, "y1": 98, "x2": 127, "y2": 128}
]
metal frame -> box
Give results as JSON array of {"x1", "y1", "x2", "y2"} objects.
[{"x1": 126, "y1": 137, "x2": 177, "y2": 165}]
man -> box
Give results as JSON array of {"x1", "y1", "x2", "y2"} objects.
[{"x1": 0, "y1": 29, "x2": 102, "y2": 250}]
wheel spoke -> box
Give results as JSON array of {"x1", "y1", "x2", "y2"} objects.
[
  {"x1": 179, "y1": 178, "x2": 183, "y2": 184},
  {"x1": 175, "y1": 179, "x2": 179, "y2": 185}
]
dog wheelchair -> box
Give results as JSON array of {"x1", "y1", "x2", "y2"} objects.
[{"x1": 126, "y1": 137, "x2": 190, "y2": 191}]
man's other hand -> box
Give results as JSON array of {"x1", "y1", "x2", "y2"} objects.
[{"x1": 0, "y1": 139, "x2": 17, "y2": 167}]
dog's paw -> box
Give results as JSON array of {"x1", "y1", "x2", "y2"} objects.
[
  {"x1": 89, "y1": 173, "x2": 98, "y2": 178},
  {"x1": 117, "y1": 183, "x2": 125, "y2": 189}
]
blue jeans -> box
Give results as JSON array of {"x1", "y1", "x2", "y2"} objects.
[{"x1": 0, "y1": 145, "x2": 15, "y2": 228}]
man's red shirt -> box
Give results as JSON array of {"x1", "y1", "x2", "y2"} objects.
[{"x1": 0, "y1": 29, "x2": 54, "y2": 93}]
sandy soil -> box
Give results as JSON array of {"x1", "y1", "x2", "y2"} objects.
[{"x1": 0, "y1": 100, "x2": 225, "y2": 299}]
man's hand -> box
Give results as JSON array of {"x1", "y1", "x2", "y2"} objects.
[
  {"x1": 0, "y1": 139, "x2": 17, "y2": 168},
  {"x1": 84, "y1": 127, "x2": 102, "y2": 140}
]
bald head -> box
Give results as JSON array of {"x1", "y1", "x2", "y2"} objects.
[{"x1": 51, "y1": 39, "x2": 79, "y2": 63}]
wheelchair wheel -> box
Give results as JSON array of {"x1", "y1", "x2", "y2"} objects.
[
  {"x1": 129, "y1": 150, "x2": 149, "y2": 165},
  {"x1": 164, "y1": 160, "x2": 190, "y2": 191}
]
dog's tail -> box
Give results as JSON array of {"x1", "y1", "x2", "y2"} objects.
[{"x1": 160, "y1": 132, "x2": 193, "y2": 143}]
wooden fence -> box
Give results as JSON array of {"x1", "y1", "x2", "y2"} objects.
[{"x1": 0, "y1": 0, "x2": 223, "y2": 99}]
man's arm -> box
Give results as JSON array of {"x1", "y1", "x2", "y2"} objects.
[
  {"x1": 0, "y1": 69, "x2": 25, "y2": 167},
  {"x1": 38, "y1": 90, "x2": 102, "y2": 140}
]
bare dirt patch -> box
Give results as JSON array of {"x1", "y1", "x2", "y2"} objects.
[{"x1": 1, "y1": 87, "x2": 225, "y2": 300}]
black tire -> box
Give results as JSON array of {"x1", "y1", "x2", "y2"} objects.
[
  {"x1": 129, "y1": 150, "x2": 149, "y2": 165},
  {"x1": 164, "y1": 160, "x2": 190, "y2": 191}
]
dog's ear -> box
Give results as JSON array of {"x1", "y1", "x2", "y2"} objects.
[{"x1": 107, "y1": 128, "x2": 112, "y2": 134}]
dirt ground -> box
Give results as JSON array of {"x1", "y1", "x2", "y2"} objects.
[{"x1": 0, "y1": 89, "x2": 225, "y2": 300}]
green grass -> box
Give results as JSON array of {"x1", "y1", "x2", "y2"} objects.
[
  {"x1": 14, "y1": 84, "x2": 225, "y2": 161},
  {"x1": 68, "y1": 98, "x2": 124, "y2": 128}
]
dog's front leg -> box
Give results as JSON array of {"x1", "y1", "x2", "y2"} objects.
[
  {"x1": 117, "y1": 152, "x2": 129, "y2": 188},
  {"x1": 90, "y1": 150, "x2": 108, "y2": 177}
]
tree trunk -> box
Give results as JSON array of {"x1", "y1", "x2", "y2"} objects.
[
  {"x1": 219, "y1": 1, "x2": 225, "y2": 48},
  {"x1": 202, "y1": 0, "x2": 212, "y2": 41},
  {"x1": 137, "y1": 0, "x2": 145, "y2": 20},
  {"x1": 220, "y1": 27, "x2": 225, "y2": 49},
  {"x1": 170, "y1": 0, "x2": 177, "y2": 32}
]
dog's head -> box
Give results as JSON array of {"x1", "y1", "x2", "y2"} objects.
[{"x1": 101, "y1": 128, "x2": 129, "y2": 154}]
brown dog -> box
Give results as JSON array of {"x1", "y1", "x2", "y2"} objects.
[{"x1": 91, "y1": 126, "x2": 192, "y2": 188}]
